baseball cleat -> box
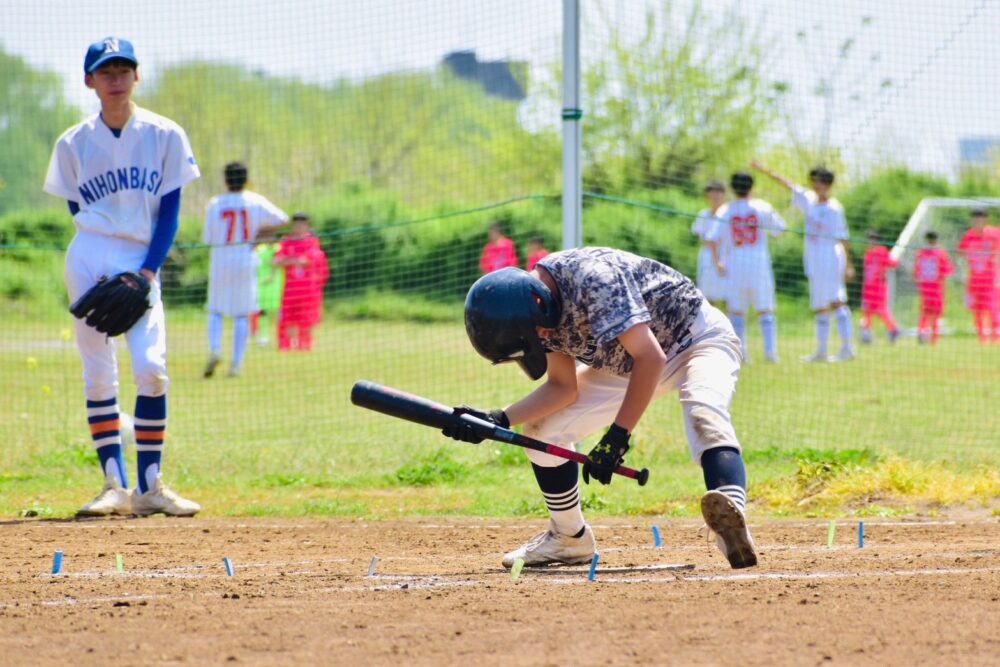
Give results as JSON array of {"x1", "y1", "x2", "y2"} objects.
[
  {"x1": 701, "y1": 490, "x2": 757, "y2": 569},
  {"x1": 830, "y1": 347, "x2": 856, "y2": 362},
  {"x1": 799, "y1": 350, "x2": 829, "y2": 363},
  {"x1": 860, "y1": 329, "x2": 873, "y2": 345},
  {"x1": 203, "y1": 354, "x2": 221, "y2": 378},
  {"x1": 888, "y1": 329, "x2": 900, "y2": 344},
  {"x1": 77, "y1": 477, "x2": 132, "y2": 517},
  {"x1": 131, "y1": 474, "x2": 201, "y2": 517},
  {"x1": 227, "y1": 365, "x2": 241, "y2": 378},
  {"x1": 501, "y1": 520, "x2": 596, "y2": 569}
]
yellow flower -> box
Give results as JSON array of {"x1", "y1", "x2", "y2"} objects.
[{"x1": 26, "y1": 357, "x2": 38, "y2": 369}]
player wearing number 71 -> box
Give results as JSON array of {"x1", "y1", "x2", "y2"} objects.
[
  {"x1": 704, "y1": 172, "x2": 786, "y2": 363},
  {"x1": 203, "y1": 162, "x2": 289, "y2": 378}
]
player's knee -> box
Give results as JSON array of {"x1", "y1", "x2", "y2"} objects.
[
  {"x1": 525, "y1": 447, "x2": 568, "y2": 468},
  {"x1": 688, "y1": 404, "x2": 735, "y2": 450},
  {"x1": 135, "y1": 370, "x2": 169, "y2": 396}
]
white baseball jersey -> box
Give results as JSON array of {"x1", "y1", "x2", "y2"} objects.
[
  {"x1": 44, "y1": 107, "x2": 200, "y2": 244},
  {"x1": 705, "y1": 198, "x2": 785, "y2": 312},
  {"x1": 792, "y1": 186, "x2": 848, "y2": 279},
  {"x1": 692, "y1": 208, "x2": 728, "y2": 302},
  {"x1": 204, "y1": 191, "x2": 289, "y2": 316}
]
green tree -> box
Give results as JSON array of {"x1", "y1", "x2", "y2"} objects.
[
  {"x1": 0, "y1": 49, "x2": 80, "y2": 216},
  {"x1": 580, "y1": 0, "x2": 781, "y2": 193}
]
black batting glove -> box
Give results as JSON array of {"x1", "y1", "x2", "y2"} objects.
[
  {"x1": 582, "y1": 424, "x2": 631, "y2": 485},
  {"x1": 441, "y1": 405, "x2": 509, "y2": 444}
]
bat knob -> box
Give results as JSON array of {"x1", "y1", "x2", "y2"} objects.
[{"x1": 637, "y1": 468, "x2": 650, "y2": 486}]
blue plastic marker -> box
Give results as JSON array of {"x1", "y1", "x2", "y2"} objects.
[
  {"x1": 223, "y1": 557, "x2": 234, "y2": 577},
  {"x1": 588, "y1": 553, "x2": 600, "y2": 582},
  {"x1": 51, "y1": 551, "x2": 63, "y2": 575},
  {"x1": 858, "y1": 521, "x2": 865, "y2": 549},
  {"x1": 651, "y1": 525, "x2": 663, "y2": 549}
]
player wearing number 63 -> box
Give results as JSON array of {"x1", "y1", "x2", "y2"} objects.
[
  {"x1": 202, "y1": 162, "x2": 289, "y2": 378},
  {"x1": 704, "y1": 172, "x2": 786, "y2": 363},
  {"x1": 447, "y1": 248, "x2": 758, "y2": 570}
]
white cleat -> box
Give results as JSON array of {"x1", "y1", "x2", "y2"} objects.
[
  {"x1": 501, "y1": 520, "x2": 596, "y2": 569},
  {"x1": 131, "y1": 474, "x2": 201, "y2": 517},
  {"x1": 701, "y1": 490, "x2": 757, "y2": 569},
  {"x1": 799, "y1": 350, "x2": 830, "y2": 363},
  {"x1": 77, "y1": 477, "x2": 132, "y2": 517},
  {"x1": 830, "y1": 347, "x2": 856, "y2": 362}
]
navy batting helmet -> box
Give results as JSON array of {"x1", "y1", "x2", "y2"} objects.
[{"x1": 464, "y1": 268, "x2": 561, "y2": 380}]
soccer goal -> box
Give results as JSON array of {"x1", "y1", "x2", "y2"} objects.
[{"x1": 887, "y1": 197, "x2": 1000, "y2": 335}]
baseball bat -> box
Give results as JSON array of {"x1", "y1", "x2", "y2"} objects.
[{"x1": 350, "y1": 380, "x2": 650, "y2": 486}]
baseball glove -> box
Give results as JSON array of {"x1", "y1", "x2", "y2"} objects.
[{"x1": 69, "y1": 271, "x2": 151, "y2": 336}]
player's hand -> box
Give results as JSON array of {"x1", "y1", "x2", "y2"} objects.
[
  {"x1": 442, "y1": 405, "x2": 509, "y2": 444},
  {"x1": 716, "y1": 260, "x2": 727, "y2": 276},
  {"x1": 582, "y1": 424, "x2": 630, "y2": 485},
  {"x1": 845, "y1": 263, "x2": 856, "y2": 282}
]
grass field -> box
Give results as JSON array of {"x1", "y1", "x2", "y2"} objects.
[{"x1": 2, "y1": 308, "x2": 999, "y2": 519}]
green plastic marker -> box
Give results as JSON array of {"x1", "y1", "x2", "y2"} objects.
[
  {"x1": 826, "y1": 521, "x2": 836, "y2": 548},
  {"x1": 510, "y1": 558, "x2": 525, "y2": 581},
  {"x1": 116, "y1": 554, "x2": 124, "y2": 573}
]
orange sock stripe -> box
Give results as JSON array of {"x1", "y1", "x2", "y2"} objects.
[
  {"x1": 89, "y1": 419, "x2": 120, "y2": 435},
  {"x1": 134, "y1": 429, "x2": 165, "y2": 442}
]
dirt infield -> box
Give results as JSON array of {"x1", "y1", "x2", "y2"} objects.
[{"x1": 0, "y1": 516, "x2": 998, "y2": 666}]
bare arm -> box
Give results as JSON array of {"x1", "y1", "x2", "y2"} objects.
[
  {"x1": 612, "y1": 323, "x2": 667, "y2": 432},
  {"x1": 751, "y1": 159, "x2": 796, "y2": 191},
  {"x1": 504, "y1": 351, "x2": 579, "y2": 426},
  {"x1": 841, "y1": 240, "x2": 855, "y2": 281}
]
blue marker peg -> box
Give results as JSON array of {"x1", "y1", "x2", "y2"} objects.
[
  {"x1": 651, "y1": 525, "x2": 663, "y2": 549},
  {"x1": 858, "y1": 521, "x2": 865, "y2": 549},
  {"x1": 51, "y1": 551, "x2": 63, "y2": 575},
  {"x1": 588, "y1": 553, "x2": 600, "y2": 582},
  {"x1": 223, "y1": 557, "x2": 234, "y2": 577}
]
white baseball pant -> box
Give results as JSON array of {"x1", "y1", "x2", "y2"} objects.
[
  {"x1": 522, "y1": 302, "x2": 742, "y2": 466},
  {"x1": 65, "y1": 231, "x2": 169, "y2": 401}
]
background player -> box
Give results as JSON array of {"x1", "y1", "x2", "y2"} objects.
[
  {"x1": 705, "y1": 172, "x2": 785, "y2": 362},
  {"x1": 479, "y1": 220, "x2": 518, "y2": 274},
  {"x1": 914, "y1": 231, "x2": 953, "y2": 345},
  {"x1": 753, "y1": 161, "x2": 856, "y2": 362},
  {"x1": 203, "y1": 162, "x2": 289, "y2": 377},
  {"x1": 859, "y1": 229, "x2": 900, "y2": 344},
  {"x1": 691, "y1": 180, "x2": 729, "y2": 309},
  {"x1": 446, "y1": 249, "x2": 757, "y2": 570},
  {"x1": 252, "y1": 228, "x2": 284, "y2": 346},
  {"x1": 274, "y1": 213, "x2": 329, "y2": 351},
  {"x1": 43, "y1": 37, "x2": 201, "y2": 516},
  {"x1": 957, "y1": 209, "x2": 999, "y2": 344},
  {"x1": 525, "y1": 235, "x2": 550, "y2": 271}
]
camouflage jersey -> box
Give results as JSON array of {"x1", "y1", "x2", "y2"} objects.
[{"x1": 536, "y1": 247, "x2": 703, "y2": 376}]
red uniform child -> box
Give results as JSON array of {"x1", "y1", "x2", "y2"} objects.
[
  {"x1": 957, "y1": 216, "x2": 999, "y2": 343},
  {"x1": 479, "y1": 222, "x2": 518, "y2": 274},
  {"x1": 859, "y1": 239, "x2": 899, "y2": 342},
  {"x1": 913, "y1": 238, "x2": 953, "y2": 345},
  {"x1": 525, "y1": 237, "x2": 550, "y2": 272},
  {"x1": 275, "y1": 215, "x2": 329, "y2": 351}
]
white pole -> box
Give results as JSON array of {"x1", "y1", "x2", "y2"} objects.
[{"x1": 562, "y1": 0, "x2": 582, "y2": 249}]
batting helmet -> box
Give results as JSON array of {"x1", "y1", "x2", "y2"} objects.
[
  {"x1": 224, "y1": 162, "x2": 248, "y2": 190},
  {"x1": 464, "y1": 268, "x2": 561, "y2": 380}
]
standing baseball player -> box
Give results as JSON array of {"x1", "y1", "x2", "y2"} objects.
[
  {"x1": 203, "y1": 162, "x2": 289, "y2": 377},
  {"x1": 446, "y1": 248, "x2": 757, "y2": 570},
  {"x1": 704, "y1": 172, "x2": 786, "y2": 363},
  {"x1": 753, "y1": 161, "x2": 856, "y2": 362},
  {"x1": 957, "y1": 209, "x2": 1000, "y2": 344},
  {"x1": 43, "y1": 37, "x2": 201, "y2": 516},
  {"x1": 690, "y1": 180, "x2": 729, "y2": 309}
]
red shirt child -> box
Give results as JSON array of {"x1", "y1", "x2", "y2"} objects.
[
  {"x1": 913, "y1": 231, "x2": 953, "y2": 344},
  {"x1": 525, "y1": 237, "x2": 550, "y2": 272},
  {"x1": 859, "y1": 232, "x2": 899, "y2": 341},
  {"x1": 479, "y1": 222, "x2": 518, "y2": 274},
  {"x1": 275, "y1": 214, "x2": 329, "y2": 350},
  {"x1": 957, "y1": 211, "x2": 1000, "y2": 342}
]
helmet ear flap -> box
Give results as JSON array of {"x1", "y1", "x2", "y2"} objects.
[{"x1": 531, "y1": 285, "x2": 560, "y2": 329}]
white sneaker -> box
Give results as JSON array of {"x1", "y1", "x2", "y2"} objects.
[
  {"x1": 77, "y1": 477, "x2": 132, "y2": 517},
  {"x1": 700, "y1": 490, "x2": 757, "y2": 569},
  {"x1": 799, "y1": 350, "x2": 829, "y2": 363},
  {"x1": 501, "y1": 520, "x2": 596, "y2": 569},
  {"x1": 227, "y1": 365, "x2": 241, "y2": 378},
  {"x1": 131, "y1": 474, "x2": 201, "y2": 517},
  {"x1": 830, "y1": 347, "x2": 855, "y2": 362},
  {"x1": 764, "y1": 353, "x2": 780, "y2": 364}
]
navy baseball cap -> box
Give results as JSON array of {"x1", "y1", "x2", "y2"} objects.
[{"x1": 84, "y1": 37, "x2": 138, "y2": 74}]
